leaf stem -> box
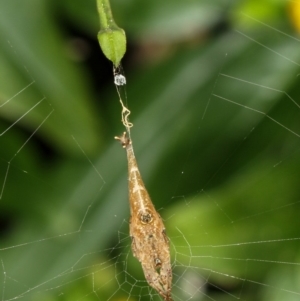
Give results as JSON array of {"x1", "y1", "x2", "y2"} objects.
[{"x1": 97, "y1": 0, "x2": 114, "y2": 29}]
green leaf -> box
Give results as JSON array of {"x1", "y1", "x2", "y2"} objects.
[
  {"x1": 97, "y1": 27, "x2": 126, "y2": 67},
  {"x1": 0, "y1": 0, "x2": 102, "y2": 155},
  {"x1": 96, "y1": 0, "x2": 126, "y2": 67}
]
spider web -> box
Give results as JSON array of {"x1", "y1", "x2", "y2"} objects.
[{"x1": 1, "y1": 2, "x2": 300, "y2": 301}]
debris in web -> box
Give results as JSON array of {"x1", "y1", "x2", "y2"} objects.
[{"x1": 114, "y1": 73, "x2": 126, "y2": 86}]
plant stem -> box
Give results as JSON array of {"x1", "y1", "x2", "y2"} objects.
[{"x1": 97, "y1": 0, "x2": 114, "y2": 29}]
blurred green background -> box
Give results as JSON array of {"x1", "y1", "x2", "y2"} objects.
[{"x1": 0, "y1": 0, "x2": 300, "y2": 300}]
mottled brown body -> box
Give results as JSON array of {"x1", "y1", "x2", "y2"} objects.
[{"x1": 116, "y1": 133, "x2": 172, "y2": 301}]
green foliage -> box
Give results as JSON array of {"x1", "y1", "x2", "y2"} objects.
[
  {"x1": 96, "y1": 0, "x2": 126, "y2": 67},
  {"x1": 0, "y1": 0, "x2": 300, "y2": 301}
]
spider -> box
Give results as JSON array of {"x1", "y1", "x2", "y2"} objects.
[{"x1": 116, "y1": 132, "x2": 173, "y2": 301}]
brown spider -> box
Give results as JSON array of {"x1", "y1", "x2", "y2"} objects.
[{"x1": 115, "y1": 132, "x2": 173, "y2": 301}]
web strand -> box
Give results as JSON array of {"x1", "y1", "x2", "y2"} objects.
[{"x1": 113, "y1": 66, "x2": 133, "y2": 136}]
